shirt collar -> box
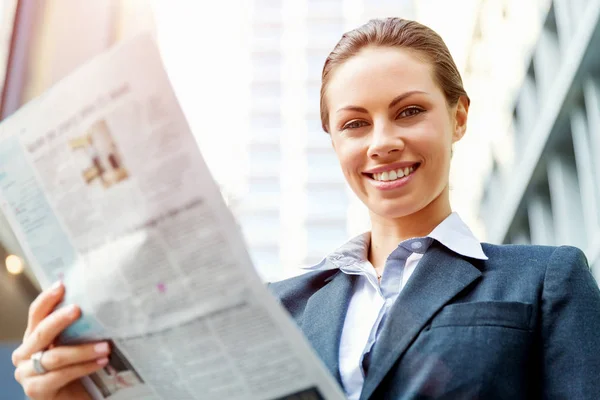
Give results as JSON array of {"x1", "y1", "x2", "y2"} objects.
[
  {"x1": 429, "y1": 212, "x2": 488, "y2": 260},
  {"x1": 302, "y1": 212, "x2": 487, "y2": 271}
]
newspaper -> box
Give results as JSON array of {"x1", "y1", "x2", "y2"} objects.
[{"x1": 0, "y1": 33, "x2": 346, "y2": 400}]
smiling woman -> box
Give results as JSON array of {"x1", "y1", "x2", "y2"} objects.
[{"x1": 269, "y1": 17, "x2": 600, "y2": 400}]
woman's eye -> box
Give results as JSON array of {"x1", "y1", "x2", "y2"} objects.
[
  {"x1": 342, "y1": 120, "x2": 368, "y2": 130},
  {"x1": 398, "y1": 107, "x2": 424, "y2": 118}
]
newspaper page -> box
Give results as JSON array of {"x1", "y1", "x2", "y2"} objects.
[{"x1": 0, "y1": 33, "x2": 346, "y2": 400}]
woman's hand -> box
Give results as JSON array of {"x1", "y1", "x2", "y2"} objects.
[{"x1": 12, "y1": 281, "x2": 111, "y2": 400}]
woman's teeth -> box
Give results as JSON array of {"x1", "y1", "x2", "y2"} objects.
[{"x1": 373, "y1": 166, "x2": 416, "y2": 182}]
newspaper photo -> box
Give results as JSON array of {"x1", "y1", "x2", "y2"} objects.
[{"x1": 0, "y1": 33, "x2": 346, "y2": 400}]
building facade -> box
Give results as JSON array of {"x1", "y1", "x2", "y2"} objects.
[{"x1": 479, "y1": 0, "x2": 600, "y2": 282}]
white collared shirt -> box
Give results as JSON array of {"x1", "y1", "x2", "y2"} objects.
[{"x1": 302, "y1": 212, "x2": 488, "y2": 400}]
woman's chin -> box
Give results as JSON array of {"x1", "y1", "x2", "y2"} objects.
[{"x1": 368, "y1": 200, "x2": 425, "y2": 220}]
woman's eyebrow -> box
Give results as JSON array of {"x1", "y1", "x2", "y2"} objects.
[
  {"x1": 388, "y1": 90, "x2": 428, "y2": 109},
  {"x1": 336, "y1": 90, "x2": 429, "y2": 114},
  {"x1": 336, "y1": 105, "x2": 368, "y2": 114}
]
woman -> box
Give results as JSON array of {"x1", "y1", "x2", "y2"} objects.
[{"x1": 12, "y1": 18, "x2": 600, "y2": 400}]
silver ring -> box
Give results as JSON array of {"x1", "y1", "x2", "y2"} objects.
[{"x1": 31, "y1": 351, "x2": 48, "y2": 375}]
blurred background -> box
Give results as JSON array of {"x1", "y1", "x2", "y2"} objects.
[{"x1": 1, "y1": 0, "x2": 599, "y2": 397}]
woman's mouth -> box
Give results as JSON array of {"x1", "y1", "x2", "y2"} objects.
[
  {"x1": 365, "y1": 162, "x2": 420, "y2": 181},
  {"x1": 364, "y1": 162, "x2": 421, "y2": 190}
]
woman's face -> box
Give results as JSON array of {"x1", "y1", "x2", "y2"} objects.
[{"x1": 326, "y1": 46, "x2": 468, "y2": 220}]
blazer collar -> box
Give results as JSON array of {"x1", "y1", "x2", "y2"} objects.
[
  {"x1": 300, "y1": 263, "x2": 357, "y2": 387},
  {"x1": 359, "y1": 242, "x2": 483, "y2": 400}
]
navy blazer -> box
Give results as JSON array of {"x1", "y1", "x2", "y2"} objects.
[{"x1": 269, "y1": 242, "x2": 600, "y2": 399}]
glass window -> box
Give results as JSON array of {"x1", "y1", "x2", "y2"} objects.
[
  {"x1": 367, "y1": 0, "x2": 412, "y2": 4},
  {"x1": 252, "y1": 51, "x2": 282, "y2": 78},
  {"x1": 306, "y1": 0, "x2": 343, "y2": 6},
  {"x1": 250, "y1": 246, "x2": 281, "y2": 281},
  {"x1": 306, "y1": 50, "x2": 328, "y2": 81},
  {"x1": 252, "y1": 51, "x2": 281, "y2": 68},
  {"x1": 251, "y1": 114, "x2": 281, "y2": 129},
  {"x1": 251, "y1": 81, "x2": 282, "y2": 101},
  {"x1": 307, "y1": 116, "x2": 325, "y2": 133},
  {"x1": 239, "y1": 212, "x2": 280, "y2": 240},
  {"x1": 307, "y1": 129, "x2": 330, "y2": 150},
  {"x1": 250, "y1": 113, "x2": 282, "y2": 139},
  {"x1": 247, "y1": 176, "x2": 280, "y2": 194},
  {"x1": 244, "y1": 176, "x2": 281, "y2": 208},
  {"x1": 251, "y1": 21, "x2": 282, "y2": 48},
  {"x1": 306, "y1": 82, "x2": 321, "y2": 115},
  {"x1": 306, "y1": 222, "x2": 348, "y2": 255},
  {"x1": 247, "y1": 146, "x2": 280, "y2": 176},
  {"x1": 306, "y1": 18, "x2": 345, "y2": 47},
  {"x1": 253, "y1": 0, "x2": 283, "y2": 12},
  {"x1": 306, "y1": 115, "x2": 329, "y2": 149},
  {"x1": 306, "y1": 151, "x2": 344, "y2": 182},
  {"x1": 306, "y1": 188, "x2": 348, "y2": 219},
  {"x1": 306, "y1": 0, "x2": 344, "y2": 18},
  {"x1": 250, "y1": 113, "x2": 282, "y2": 133}
]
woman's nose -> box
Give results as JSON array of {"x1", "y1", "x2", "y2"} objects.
[{"x1": 367, "y1": 125, "x2": 405, "y2": 159}]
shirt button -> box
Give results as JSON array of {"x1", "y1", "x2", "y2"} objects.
[{"x1": 411, "y1": 241, "x2": 423, "y2": 250}]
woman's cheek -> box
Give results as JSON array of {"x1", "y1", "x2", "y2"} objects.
[{"x1": 338, "y1": 145, "x2": 360, "y2": 170}]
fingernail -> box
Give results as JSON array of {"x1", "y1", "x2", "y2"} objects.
[
  {"x1": 97, "y1": 357, "x2": 109, "y2": 366},
  {"x1": 64, "y1": 304, "x2": 78, "y2": 317},
  {"x1": 51, "y1": 281, "x2": 63, "y2": 293},
  {"x1": 94, "y1": 343, "x2": 109, "y2": 354}
]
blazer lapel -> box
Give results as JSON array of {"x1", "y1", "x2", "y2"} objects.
[
  {"x1": 301, "y1": 268, "x2": 356, "y2": 386},
  {"x1": 360, "y1": 243, "x2": 482, "y2": 400}
]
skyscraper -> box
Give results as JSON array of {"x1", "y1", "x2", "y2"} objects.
[{"x1": 241, "y1": 0, "x2": 416, "y2": 281}]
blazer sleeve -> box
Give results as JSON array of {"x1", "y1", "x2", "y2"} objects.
[{"x1": 541, "y1": 246, "x2": 600, "y2": 399}]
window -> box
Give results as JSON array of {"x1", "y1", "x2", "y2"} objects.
[
  {"x1": 247, "y1": 176, "x2": 280, "y2": 194},
  {"x1": 252, "y1": 51, "x2": 281, "y2": 66},
  {"x1": 253, "y1": 0, "x2": 283, "y2": 12},
  {"x1": 507, "y1": 215, "x2": 531, "y2": 245},
  {"x1": 306, "y1": 18, "x2": 345, "y2": 48},
  {"x1": 306, "y1": 50, "x2": 329, "y2": 81},
  {"x1": 250, "y1": 113, "x2": 282, "y2": 139},
  {"x1": 239, "y1": 212, "x2": 281, "y2": 243},
  {"x1": 305, "y1": 222, "x2": 348, "y2": 255},
  {"x1": 251, "y1": 16, "x2": 282, "y2": 49},
  {"x1": 306, "y1": 115, "x2": 330, "y2": 149},
  {"x1": 250, "y1": 246, "x2": 281, "y2": 281},
  {"x1": 247, "y1": 145, "x2": 280, "y2": 177},
  {"x1": 306, "y1": 81, "x2": 321, "y2": 116},
  {"x1": 244, "y1": 176, "x2": 281, "y2": 208},
  {"x1": 546, "y1": 138, "x2": 586, "y2": 248},
  {"x1": 306, "y1": 187, "x2": 348, "y2": 220},
  {"x1": 252, "y1": 51, "x2": 282, "y2": 80},
  {"x1": 306, "y1": 151, "x2": 344, "y2": 182},
  {"x1": 251, "y1": 81, "x2": 282, "y2": 101},
  {"x1": 306, "y1": 129, "x2": 330, "y2": 150},
  {"x1": 306, "y1": 0, "x2": 344, "y2": 19},
  {"x1": 527, "y1": 181, "x2": 555, "y2": 245}
]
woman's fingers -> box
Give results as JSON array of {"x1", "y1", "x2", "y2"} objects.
[
  {"x1": 24, "y1": 281, "x2": 65, "y2": 339},
  {"x1": 14, "y1": 342, "x2": 110, "y2": 400},
  {"x1": 15, "y1": 342, "x2": 111, "y2": 381},
  {"x1": 19, "y1": 358, "x2": 108, "y2": 400},
  {"x1": 12, "y1": 304, "x2": 80, "y2": 367}
]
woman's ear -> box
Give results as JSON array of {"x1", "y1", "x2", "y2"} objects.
[{"x1": 452, "y1": 95, "x2": 469, "y2": 143}]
